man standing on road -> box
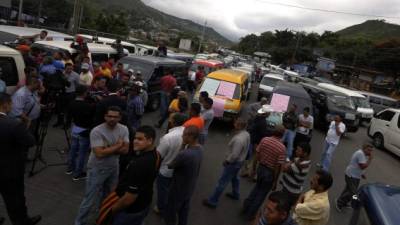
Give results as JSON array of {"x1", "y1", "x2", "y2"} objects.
[
  {"x1": 164, "y1": 126, "x2": 203, "y2": 225},
  {"x1": 281, "y1": 104, "x2": 298, "y2": 159},
  {"x1": 241, "y1": 104, "x2": 272, "y2": 179},
  {"x1": 10, "y1": 75, "x2": 41, "y2": 135},
  {"x1": 243, "y1": 125, "x2": 286, "y2": 220},
  {"x1": 241, "y1": 97, "x2": 268, "y2": 126},
  {"x1": 0, "y1": 93, "x2": 41, "y2": 225},
  {"x1": 203, "y1": 118, "x2": 250, "y2": 208},
  {"x1": 154, "y1": 113, "x2": 187, "y2": 215},
  {"x1": 111, "y1": 126, "x2": 160, "y2": 225},
  {"x1": 66, "y1": 85, "x2": 95, "y2": 181},
  {"x1": 156, "y1": 70, "x2": 177, "y2": 128},
  {"x1": 293, "y1": 170, "x2": 333, "y2": 225},
  {"x1": 294, "y1": 107, "x2": 313, "y2": 148},
  {"x1": 75, "y1": 106, "x2": 129, "y2": 225},
  {"x1": 127, "y1": 83, "x2": 145, "y2": 130},
  {"x1": 199, "y1": 97, "x2": 214, "y2": 145},
  {"x1": 336, "y1": 143, "x2": 373, "y2": 212},
  {"x1": 319, "y1": 115, "x2": 346, "y2": 171}
]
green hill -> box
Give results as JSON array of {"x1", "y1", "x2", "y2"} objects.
[
  {"x1": 93, "y1": 0, "x2": 232, "y2": 46},
  {"x1": 336, "y1": 20, "x2": 400, "y2": 41}
]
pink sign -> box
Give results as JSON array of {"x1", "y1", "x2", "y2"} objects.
[
  {"x1": 212, "y1": 97, "x2": 225, "y2": 118},
  {"x1": 270, "y1": 93, "x2": 290, "y2": 112},
  {"x1": 217, "y1": 81, "x2": 236, "y2": 99}
]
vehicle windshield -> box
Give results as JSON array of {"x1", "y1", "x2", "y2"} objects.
[
  {"x1": 261, "y1": 77, "x2": 280, "y2": 87},
  {"x1": 328, "y1": 95, "x2": 356, "y2": 110},
  {"x1": 200, "y1": 78, "x2": 241, "y2": 100},
  {"x1": 352, "y1": 96, "x2": 371, "y2": 108},
  {"x1": 382, "y1": 99, "x2": 399, "y2": 107}
]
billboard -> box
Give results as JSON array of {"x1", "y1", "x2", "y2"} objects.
[{"x1": 179, "y1": 39, "x2": 192, "y2": 51}]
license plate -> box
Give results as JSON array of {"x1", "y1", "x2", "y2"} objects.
[{"x1": 345, "y1": 113, "x2": 356, "y2": 120}]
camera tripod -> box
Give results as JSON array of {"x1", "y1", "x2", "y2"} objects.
[{"x1": 29, "y1": 100, "x2": 71, "y2": 177}]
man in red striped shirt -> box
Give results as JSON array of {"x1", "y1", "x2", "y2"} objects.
[{"x1": 243, "y1": 125, "x2": 286, "y2": 220}]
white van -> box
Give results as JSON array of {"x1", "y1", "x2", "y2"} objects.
[
  {"x1": 357, "y1": 91, "x2": 399, "y2": 113},
  {"x1": 318, "y1": 83, "x2": 374, "y2": 122},
  {"x1": 0, "y1": 45, "x2": 25, "y2": 94},
  {"x1": 0, "y1": 25, "x2": 73, "y2": 43},
  {"x1": 368, "y1": 108, "x2": 400, "y2": 156},
  {"x1": 77, "y1": 34, "x2": 137, "y2": 54},
  {"x1": 31, "y1": 41, "x2": 128, "y2": 63},
  {"x1": 257, "y1": 73, "x2": 284, "y2": 100}
]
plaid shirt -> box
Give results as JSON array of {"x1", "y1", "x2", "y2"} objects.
[{"x1": 256, "y1": 136, "x2": 286, "y2": 169}]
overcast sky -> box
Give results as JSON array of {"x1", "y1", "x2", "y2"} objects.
[{"x1": 142, "y1": 0, "x2": 400, "y2": 41}]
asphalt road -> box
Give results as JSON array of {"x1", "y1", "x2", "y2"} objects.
[{"x1": 1, "y1": 84, "x2": 400, "y2": 225}]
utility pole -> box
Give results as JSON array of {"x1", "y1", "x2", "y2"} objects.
[
  {"x1": 291, "y1": 33, "x2": 301, "y2": 64},
  {"x1": 78, "y1": 4, "x2": 84, "y2": 30},
  {"x1": 71, "y1": 0, "x2": 81, "y2": 34},
  {"x1": 37, "y1": 0, "x2": 42, "y2": 25},
  {"x1": 18, "y1": 0, "x2": 23, "y2": 25},
  {"x1": 198, "y1": 20, "x2": 207, "y2": 53}
]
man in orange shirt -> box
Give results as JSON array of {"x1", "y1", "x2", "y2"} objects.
[{"x1": 183, "y1": 103, "x2": 204, "y2": 130}]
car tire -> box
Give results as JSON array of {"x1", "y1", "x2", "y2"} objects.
[{"x1": 373, "y1": 133, "x2": 384, "y2": 149}]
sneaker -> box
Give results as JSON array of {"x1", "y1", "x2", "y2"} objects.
[
  {"x1": 65, "y1": 170, "x2": 73, "y2": 175},
  {"x1": 225, "y1": 193, "x2": 240, "y2": 200},
  {"x1": 153, "y1": 206, "x2": 160, "y2": 214},
  {"x1": 335, "y1": 198, "x2": 343, "y2": 212},
  {"x1": 202, "y1": 199, "x2": 217, "y2": 209},
  {"x1": 72, "y1": 173, "x2": 87, "y2": 181}
]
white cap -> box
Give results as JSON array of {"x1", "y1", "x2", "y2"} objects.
[
  {"x1": 128, "y1": 69, "x2": 134, "y2": 73},
  {"x1": 134, "y1": 81, "x2": 144, "y2": 87},
  {"x1": 257, "y1": 104, "x2": 274, "y2": 114}
]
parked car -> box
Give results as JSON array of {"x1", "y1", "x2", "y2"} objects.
[
  {"x1": 195, "y1": 69, "x2": 250, "y2": 121},
  {"x1": 301, "y1": 82, "x2": 361, "y2": 132},
  {"x1": 368, "y1": 108, "x2": 400, "y2": 156},
  {"x1": 318, "y1": 83, "x2": 374, "y2": 123},
  {"x1": 358, "y1": 91, "x2": 399, "y2": 113},
  {"x1": 167, "y1": 52, "x2": 194, "y2": 66},
  {"x1": 0, "y1": 44, "x2": 25, "y2": 94},
  {"x1": 117, "y1": 55, "x2": 188, "y2": 110},
  {"x1": 349, "y1": 183, "x2": 400, "y2": 225},
  {"x1": 257, "y1": 73, "x2": 284, "y2": 100}
]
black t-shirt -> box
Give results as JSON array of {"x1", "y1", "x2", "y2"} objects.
[
  {"x1": 282, "y1": 111, "x2": 297, "y2": 131},
  {"x1": 115, "y1": 149, "x2": 159, "y2": 213}
]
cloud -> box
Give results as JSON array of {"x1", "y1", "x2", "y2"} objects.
[{"x1": 142, "y1": 0, "x2": 400, "y2": 41}]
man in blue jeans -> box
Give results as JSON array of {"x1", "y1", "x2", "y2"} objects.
[
  {"x1": 281, "y1": 104, "x2": 297, "y2": 159},
  {"x1": 75, "y1": 106, "x2": 129, "y2": 225},
  {"x1": 66, "y1": 85, "x2": 95, "y2": 181},
  {"x1": 154, "y1": 113, "x2": 187, "y2": 214},
  {"x1": 111, "y1": 126, "x2": 160, "y2": 225},
  {"x1": 202, "y1": 118, "x2": 250, "y2": 208},
  {"x1": 319, "y1": 115, "x2": 346, "y2": 171}
]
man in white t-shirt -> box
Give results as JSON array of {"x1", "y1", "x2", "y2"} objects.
[
  {"x1": 320, "y1": 115, "x2": 346, "y2": 171},
  {"x1": 335, "y1": 143, "x2": 373, "y2": 212},
  {"x1": 294, "y1": 107, "x2": 314, "y2": 148}
]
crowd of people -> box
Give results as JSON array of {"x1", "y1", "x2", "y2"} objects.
[{"x1": 0, "y1": 31, "x2": 375, "y2": 225}]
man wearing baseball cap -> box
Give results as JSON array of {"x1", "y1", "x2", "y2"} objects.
[{"x1": 79, "y1": 63, "x2": 93, "y2": 86}]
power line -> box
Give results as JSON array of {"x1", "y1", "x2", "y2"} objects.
[{"x1": 254, "y1": 0, "x2": 400, "y2": 20}]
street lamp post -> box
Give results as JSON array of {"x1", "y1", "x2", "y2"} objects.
[{"x1": 18, "y1": 0, "x2": 24, "y2": 25}]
